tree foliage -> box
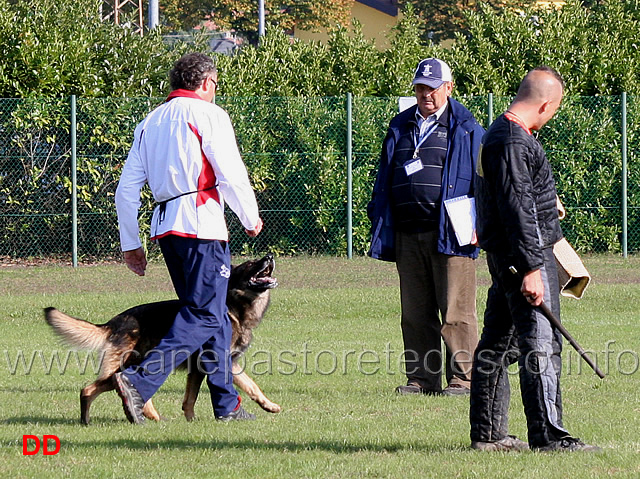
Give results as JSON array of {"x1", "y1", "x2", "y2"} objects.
[
  {"x1": 160, "y1": 0, "x2": 354, "y2": 43},
  {"x1": 213, "y1": 0, "x2": 640, "y2": 98},
  {"x1": 449, "y1": 0, "x2": 640, "y2": 95},
  {"x1": 3, "y1": 0, "x2": 639, "y2": 98},
  {"x1": 0, "y1": 0, "x2": 198, "y2": 98},
  {"x1": 215, "y1": 7, "x2": 441, "y2": 98},
  {"x1": 401, "y1": 0, "x2": 536, "y2": 42}
]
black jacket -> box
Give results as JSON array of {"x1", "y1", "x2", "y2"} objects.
[{"x1": 474, "y1": 114, "x2": 562, "y2": 273}]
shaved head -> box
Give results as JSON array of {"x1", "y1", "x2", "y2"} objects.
[
  {"x1": 515, "y1": 66, "x2": 564, "y2": 105},
  {"x1": 509, "y1": 66, "x2": 565, "y2": 130}
]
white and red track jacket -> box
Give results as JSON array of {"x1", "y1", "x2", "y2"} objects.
[{"x1": 115, "y1": 90, "x2": 260, "y2": 251}]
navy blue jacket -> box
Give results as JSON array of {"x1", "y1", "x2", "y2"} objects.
[{"x1": 367, "y1": 98, "x2": 485, "y2": 262}]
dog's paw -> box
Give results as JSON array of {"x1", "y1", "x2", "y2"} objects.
[{"x1": 184, "y1": 411, "x2": 196, "y2": 422}]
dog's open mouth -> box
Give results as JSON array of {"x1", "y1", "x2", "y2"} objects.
[{"x1": 249, "y1": 258, "x2": 278, "y2": 289}]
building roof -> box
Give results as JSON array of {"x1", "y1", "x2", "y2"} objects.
[{"x1": 357, "y1": 0, "x2": 398, "y2": 17}]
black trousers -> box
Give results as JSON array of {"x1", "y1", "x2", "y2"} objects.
[{"x1": 470, "y1": 248, "x2": 570, "y2": 447}]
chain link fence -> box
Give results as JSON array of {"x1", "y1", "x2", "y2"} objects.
[{"x1": 0, "y1": 94, "x2": 638, "y2": 263}]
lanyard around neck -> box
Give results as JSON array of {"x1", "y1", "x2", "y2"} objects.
[{"x1": 412, "y1": 122, "x2": 439, "y2": 159}]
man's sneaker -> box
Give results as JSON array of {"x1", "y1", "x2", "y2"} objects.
[
  {"x1": 395, "y1": 383, "x2": 441, "y2": 396},
  {"x1": 443, "y1": 384, "x2": 471, "y2": 396},
  {"x1": 535, "y1": 437, "x2": 602, "y2": 453},
  {"x1": 471, "y1": 435, "x2": 529, "y2": 452},
  {"x1": 216, "y1": 406, "x2": 256, "y2": 422},
  {"x1": 113, "y1": 372, "x2": 145, "y2": 424}
]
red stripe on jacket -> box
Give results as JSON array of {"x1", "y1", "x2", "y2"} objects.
[{"x1": 188, "y1": 123, "x2": 220, "y2": 206}]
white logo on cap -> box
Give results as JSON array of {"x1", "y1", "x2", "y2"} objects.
[{"x1": 422, "y1": 64, "x2": 433, "y2": 77}]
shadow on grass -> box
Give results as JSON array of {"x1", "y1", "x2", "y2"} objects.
[
  {"x1": 0, "y1": 417, "x2": 468, "y2": 453},
  {"x1": 0, "y1": 386, "x2": 78, "y2": 394},
  {"x1": 53, "y1": 437, "x2": 468, "y2": 454},
  {"x1": 1, "y1": 416, "x2": 83, "y2": 426}
]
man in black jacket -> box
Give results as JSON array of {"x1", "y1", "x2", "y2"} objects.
[{"x1": 470, "y1": 66, "x2": 600, "y2": 452}]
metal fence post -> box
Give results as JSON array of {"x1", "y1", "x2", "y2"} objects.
[
  {"x1": 346, "y1": 93, "x2": 353, "y2": 259},
  {"x1": 621, "y1": 92, "x2": 628, "y2": 258},
  {"x1": 70, "y1": 95, "x2": 78, "y2": 267},
  {"x1": 258, "y1": 0, "x2": 265, "y2": 38},
  {"x1": 148, "y1": 0, "x2": 159, "y2": 29}
]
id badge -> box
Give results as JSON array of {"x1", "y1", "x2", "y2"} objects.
[{"x1": 404, "y1": 158, "x2": 423, "y2": 176}]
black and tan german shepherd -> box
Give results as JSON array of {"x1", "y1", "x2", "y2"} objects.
[{"x1": 44, "y1": 253, "x2": 280, "y2": 425}]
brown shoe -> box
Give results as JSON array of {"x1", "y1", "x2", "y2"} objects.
[
  {"x1": 471, "y1": 435, "x2": 529, "y2": 452},
  {"x1": 443, "y1": 384, "x2": 470, "y2": 396}
]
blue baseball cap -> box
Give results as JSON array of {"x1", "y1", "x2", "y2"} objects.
[{"x1": 412, "y1": 58, "x2": 452, "y2": 89}]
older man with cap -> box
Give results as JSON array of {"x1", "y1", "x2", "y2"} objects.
[{"x1": 368, "y1": 58, "x2": 485, "y2": 396}]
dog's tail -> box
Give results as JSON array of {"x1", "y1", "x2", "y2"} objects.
[{"x1": 43, "y1": 307, "x2": 110, "y2": 351}]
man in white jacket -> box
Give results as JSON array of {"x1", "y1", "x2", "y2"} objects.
[{"x1": 113, "y1": 52, "x2": 262, "y2": 424}]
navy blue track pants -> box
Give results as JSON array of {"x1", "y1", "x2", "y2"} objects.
[{"x1": 124, "y1": 236, "x2": 239, "y2": 417}]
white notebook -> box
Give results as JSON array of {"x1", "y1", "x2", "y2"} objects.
[{"x1": 443, "y1": 195, "x2": 476, "y2": 246}]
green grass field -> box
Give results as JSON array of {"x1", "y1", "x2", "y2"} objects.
[{"x1": 0, "y1": 255, "x2": 639, "y2": 478}]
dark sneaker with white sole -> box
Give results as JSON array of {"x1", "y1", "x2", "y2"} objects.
[
  {"x1": 216, "y1": 406, "x2": 256, "y2": 422},
  {"x1": 471, "y1": 435, "x2": 529, "y2": 452},
  {"x1": 535, "y1": 437, "x2": 602, "y2": 453},
  {"x1": 113, "y1": 372, "x2": 146, "y2": 424}
]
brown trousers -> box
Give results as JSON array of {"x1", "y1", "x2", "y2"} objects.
[{"x1": 395, "y1": 231, "x2": 478, "y2": 391}]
